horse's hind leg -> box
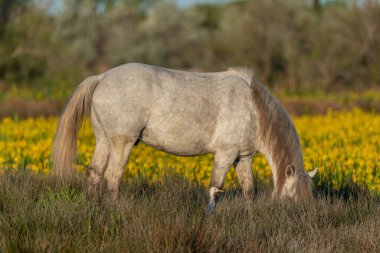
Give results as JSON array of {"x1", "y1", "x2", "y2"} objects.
[
  {"x1": 87, "y1": 110, "x2": 110, "y2": 189},
  {"x1": 87, "y1": 140, "x2": 109, "y2": 188},
  {"x1": 103, "y1": 136, "x2": 136, "y2": 199},
  {"x1": 233, "y1": 156, "x2": 254, "y2": 201}
]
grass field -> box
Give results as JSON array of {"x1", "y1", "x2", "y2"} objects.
[
  {"x1": 0, "y1": 172, "x2": 379, "y2": 252},
  {"x1": 0, "y1": 108, "x2": 379, "y2": 252}
]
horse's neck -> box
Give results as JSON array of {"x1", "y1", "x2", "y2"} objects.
[
  {"x1": 251, "y1": 77, "x2": 305, "y2": 192},
  {"x1": 255, "y1": 104, "x2": 304, "y2": 191}
]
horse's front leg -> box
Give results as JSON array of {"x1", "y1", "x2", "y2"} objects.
[
  {"x1": 233, "y1": 156, "x2": 254, "y2": 201},
  {"x1": 208, "y1": 151, "x2": 238, "y2": 213}
]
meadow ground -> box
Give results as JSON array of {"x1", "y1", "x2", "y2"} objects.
[
  {"x1": 0, "y1": 108, "x2": 379, "y2": 252},
  {"x1": 0, "y1": 172, "x2": 379, "y2": 253}
]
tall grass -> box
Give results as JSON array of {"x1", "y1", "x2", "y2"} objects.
[{"x1": 0, "y1": 172, "x2": 379, "y2": 252}]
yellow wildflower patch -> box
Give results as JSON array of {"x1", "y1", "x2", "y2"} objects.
[{"x1": 0, "y1": 109, "x2": 379, "y2": 193}]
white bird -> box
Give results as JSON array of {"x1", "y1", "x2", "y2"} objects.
[{"x1": 208, "y1": 187, "x2": 224, "y2": 214}]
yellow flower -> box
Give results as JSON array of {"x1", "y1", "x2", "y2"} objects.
[{"x1": 0, "y1": 109, "x2": 379, "y2": 194}]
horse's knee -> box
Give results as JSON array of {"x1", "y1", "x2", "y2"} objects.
[
  {"x1": 210, "y1": 154, "x2": 237, "y2": 188},
  {"x1": 209, "y1": 177, "x2": 223, "y2": 189}
]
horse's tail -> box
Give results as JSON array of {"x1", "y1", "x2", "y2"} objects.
[{"x1": 52, "y1": 75, "x2": 100, "y2": 178}]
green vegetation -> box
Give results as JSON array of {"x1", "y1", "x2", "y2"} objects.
[
  {"x1": 0, "y1": 172, "x2": 379, "y2": 252},
  {"x1": 1, "y1": 0, "x2": 380, "y2": 101}
]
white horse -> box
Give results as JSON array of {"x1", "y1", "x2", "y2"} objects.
[{"x1": 52, "y1": 63, "x2": 317, "y2": 211}]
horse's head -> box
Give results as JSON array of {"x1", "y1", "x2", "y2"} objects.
[{"x1": 278, "y1": 166, "x2": 318, "y2": 201}]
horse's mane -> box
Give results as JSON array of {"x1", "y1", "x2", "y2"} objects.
[
  {"x1": 244, "y1": 70, "x2": 304, "y2": 194},
  {"x1": 227, "y1": 66, "x2": 256, "y2": 85}
]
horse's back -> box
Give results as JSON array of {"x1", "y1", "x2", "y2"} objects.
[
  {"x1": 98, "y1": 62, "x2": 252, "y2": 89},
  {"x1": 92, "y1": 62, "x2": 253, "y2": 117}
]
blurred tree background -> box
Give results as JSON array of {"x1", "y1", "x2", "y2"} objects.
[{"x1": 0, "y1": 0, "x2": 379, "y2": 103}]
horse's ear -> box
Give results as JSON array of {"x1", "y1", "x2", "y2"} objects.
[
  {"x1": 308, "y1": 168, "x2": 318, "y2": 178},
  {"x1": 285, "y1": 165, "x2": 295, "y2": 178}
]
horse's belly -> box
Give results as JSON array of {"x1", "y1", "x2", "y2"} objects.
[{"x1": 140, "y1": 127, "x2": 212, "y2": 156}]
